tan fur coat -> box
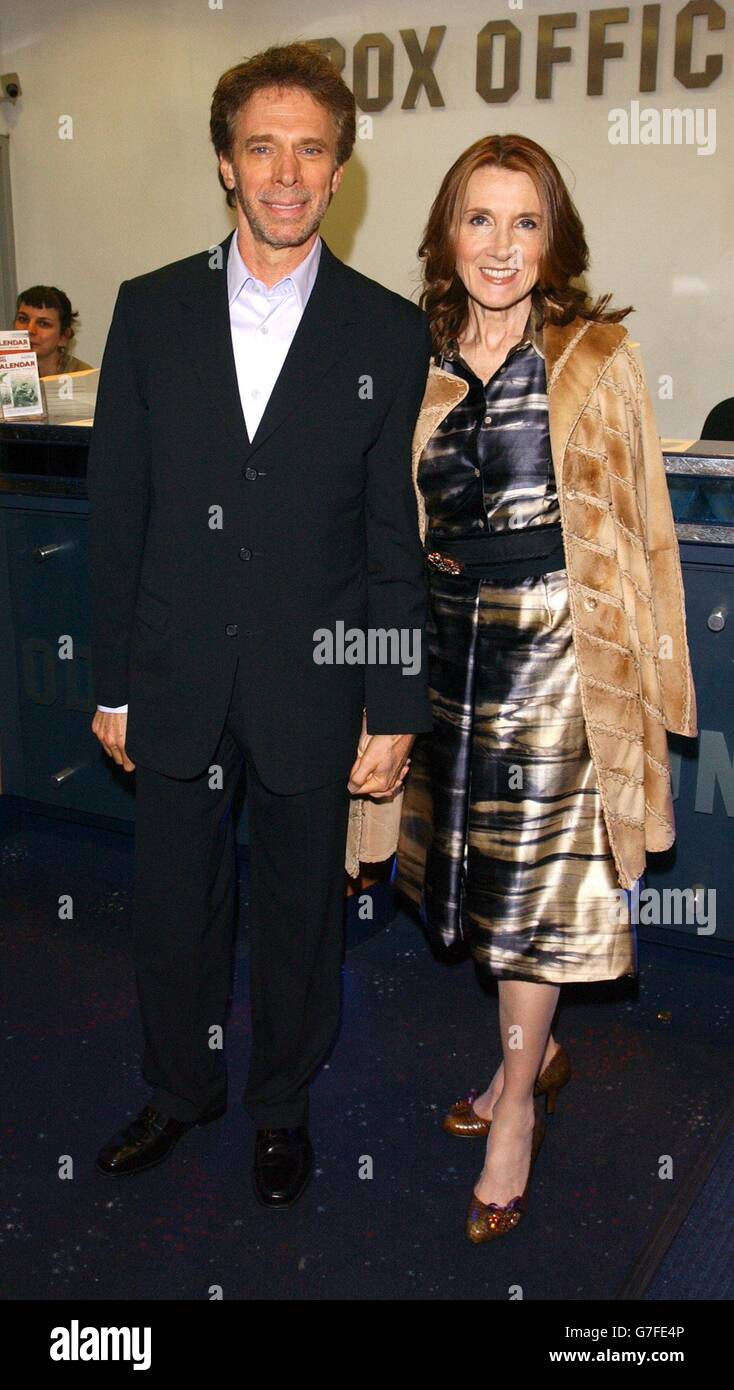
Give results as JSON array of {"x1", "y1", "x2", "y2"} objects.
[{"x1": 345, "y1": 316, "x2": 697, "y2": 889}]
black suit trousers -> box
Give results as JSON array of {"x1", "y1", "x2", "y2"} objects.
[{"x1": 131, "y1": 655, "x2": 351, "y2": 1129}]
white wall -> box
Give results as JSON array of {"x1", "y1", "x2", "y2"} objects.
[{"x1": 1, "y1": 0, "x2": 732, "y2": 435}]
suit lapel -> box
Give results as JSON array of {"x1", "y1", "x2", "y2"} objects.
[
  {"x1": 176, "y1": 231, "x2": 251, "y2": 453},
  {"x1": 244, "y1": 239, "x2": 356, "y2": 459},
  {"x1": 176, "y1": 232, "x2": 357, "y2": 460}
]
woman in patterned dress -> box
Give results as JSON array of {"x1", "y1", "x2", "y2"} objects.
[{"x1": 394, "y1": 134, "x2": 696, "y2": 1242}]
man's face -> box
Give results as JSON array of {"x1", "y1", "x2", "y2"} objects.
[{"x1": 219, "y1": 85, "x2": 345, "y2": 249}]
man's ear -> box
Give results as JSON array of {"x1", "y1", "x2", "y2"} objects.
[
  {"x1": 219, "y1": 153, "x2": 235, "y2": 193},
  {"x1": 331, "y1": 162, "x2": 346, "y2": 195}
]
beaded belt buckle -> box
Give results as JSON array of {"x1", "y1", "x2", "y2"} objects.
[{"x1": 426, "y1": 551, "x2": 465, "y2": 575}]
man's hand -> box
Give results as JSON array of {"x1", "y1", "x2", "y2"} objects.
[
  {"x1": 91, "y1": 710, "x2": 136, "y2": 772},
  {"x1": 348, "y1": 732, "x2": 415, "y2": 798}
]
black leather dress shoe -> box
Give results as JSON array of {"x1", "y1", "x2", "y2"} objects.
[
  {"x1": 95, "y1": 1101, "x2": 225, "y2": 1176},
  {"x1": 252, "y1": 1126, "x2": 313, "y2": 1208}
]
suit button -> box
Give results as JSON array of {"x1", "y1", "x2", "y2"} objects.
[
  {"x1": 243, "y1": 467, "x2": 258, "y2": 481},
  {"x1": 239, "y1": 547, "x2": 252, "y2": 560},
  {"x1": 225, "y1": 623, "x2": 238, "y2": 636}
]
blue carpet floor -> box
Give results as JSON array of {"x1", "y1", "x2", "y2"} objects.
[
  {"x1": 643, "y1": 1126, "x2": 734, "y2": 1301},
  {"x1": 2, "y1": 812, "x2": 732, "y2": 1300}
]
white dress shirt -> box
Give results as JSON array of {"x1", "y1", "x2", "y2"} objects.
[
  {"x1": 97, "y1": 232, "x2": 322, "y2": 714},
  {"x1": 228, "y1": 227, "x2": 321, "y2": 437}
]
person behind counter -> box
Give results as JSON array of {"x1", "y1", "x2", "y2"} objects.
[
  {"x1": 13, "y1": 286, "x2": 92, "y2": 376},
  {"x1": 701, "y1": 396, "x2": 734, "y2": 441}
]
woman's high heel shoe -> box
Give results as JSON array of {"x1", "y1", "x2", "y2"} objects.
[
  {"x1": 443, "y1": 1043, "x2": 571, "y2": 1137},
  {"x1": 535, "y1": 1042, "x2": 572, "y2": 1115},
  {"x1": 465, "y1": 1113, "x2": 546, "y2": 1244}
]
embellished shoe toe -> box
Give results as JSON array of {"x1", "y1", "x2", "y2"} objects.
[
  {"x1": 466, "y1": 1191, "x2": 525, "y2": 1242},
  {"x1": 465, "y1": 1115, "x2": 546, "y2": 1243}
]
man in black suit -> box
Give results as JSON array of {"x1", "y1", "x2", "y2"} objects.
[{"x1": 87, "y1": 43, "x2": 433, "y2": 1206}]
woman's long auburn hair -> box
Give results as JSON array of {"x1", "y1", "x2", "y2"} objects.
[{"x1": 419, "y1": 133, "x2": 633, "y2": 358}]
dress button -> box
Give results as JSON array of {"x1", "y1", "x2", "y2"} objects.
[
  {"x1": 261, "y1": 325, "x2": 269, "y2": 335},
  {"x1": 484, "y1": 414, "x2": 492, "y2": 424},
  {"x1": 474, "y1": 467, "x2": 481, "y2": 476},
  {"x1": 225, "y1": 623, "x2": 238, "y2": 636},
  {"x1": 244, "y1": 466, "x2": 258, "y2": 480},
  {"x1": 584, "y1": 595, "x2": 598, "y2": 611},
  {"x1": 239, "y1": 547, "x2": 252, "y2": 561}
]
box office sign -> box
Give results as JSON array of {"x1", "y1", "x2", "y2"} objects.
[{"x1": 313, "y1": 3, "x2": 726, "y2": 110}]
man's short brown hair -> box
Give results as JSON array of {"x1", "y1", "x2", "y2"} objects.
[{"x1": 210, "y1": 42, "x2": 356, "y2": 208}]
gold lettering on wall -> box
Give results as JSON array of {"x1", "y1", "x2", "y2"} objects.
[
  {"x1": 639, "y1": 4, "x2": 661, "y2": 91},
  {"x1": 476, "y1": 20, "x2": 521, "y2": 104},
  {"x1": 675, "y1": 0, "x2": 725, "y2": 88},
  {"x1": 536, "y1": 13, "x2": 577, "y2": 99},
  {"x1": 353, "y1": 33, "x2": 394, "y2": 111},
  {"x1": 400, "y1": 26, "x2": 447, "y2": 108},
  {"x1": 313, "y1": 4, "x2": 726, "y2": 111},
  {"x1": 588, "y1": 7, "x2": 630, "y2": 97},
  {"x1": 311, "y1": 37, "x2": 346, "y2": 74}
]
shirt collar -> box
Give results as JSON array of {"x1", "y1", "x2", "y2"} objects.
[{"x1": 227, "y1": 230, "x2": 322, "y2": 310}]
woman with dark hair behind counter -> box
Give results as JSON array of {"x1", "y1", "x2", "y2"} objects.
[{"x1": 14, "y1": 286, "x2": 92, "y2": 376}]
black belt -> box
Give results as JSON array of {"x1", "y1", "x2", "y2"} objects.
[{"x1": 425, "y1": 523, "x2": 565, "y2": 580}]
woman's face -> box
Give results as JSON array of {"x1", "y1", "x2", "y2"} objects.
[
  {"x1": 454, "y1": 164, "x2": 544, "y2": 313},
  {"x1": 14, "y1": 302, "x2": 70, "y2": 365}
]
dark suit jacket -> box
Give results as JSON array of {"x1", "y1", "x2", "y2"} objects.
[{"x1": 87, "y1": 231, "x2": 434, "y2": 792}]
